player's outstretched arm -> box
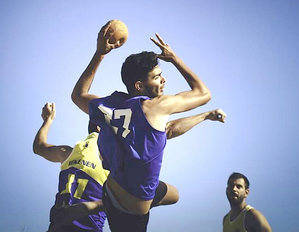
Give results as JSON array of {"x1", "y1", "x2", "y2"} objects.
[
  {"x1": 150, "y1": 33, "x2": 211, "y2": 115},
  {"x1": 166, "y1": 109, "x2": 226, "y2": 139},
  {"x1": 245, "y1": 209, "x2": 272, "y2": 232},
  {"x1": 72, "y1": 21, "x2": 119, "y2": 114},
  {"x1": 33, "y1": 102, "x2": 72, "y2": 163}
]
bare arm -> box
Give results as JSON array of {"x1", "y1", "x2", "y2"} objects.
[
  {"x1": 166, "y1": 109, "x2": 226, "y2": 139},
  {"x1": 245, "y1": 209, "x2": 272, "y2": 232},
  {"x1": 150, "y1": 34, "x2": 211, "y2": 115},
  {"x1": 71, "y1": 51, "x2": 104, "y2": 114},
  {"x1": 71, "y1": 21, "x2": 120, "y2": 114},
  {"x1": 33, "y1": 103, "x2": 72, "y2": 163}
]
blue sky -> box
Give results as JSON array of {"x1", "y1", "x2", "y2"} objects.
[{"x1": 0, "y1": 0, "x2": 298, "y2": 231}]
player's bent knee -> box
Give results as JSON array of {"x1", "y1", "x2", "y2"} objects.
[
  {"x1": 161, "y1": 183, "x2": 179, "y2": 205},
  {"x1": 167, "y1": 184, "x2": 179, "y2": 204}
]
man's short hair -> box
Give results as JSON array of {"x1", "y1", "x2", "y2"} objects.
[
  {"x1": 227, "y1": 172, "x2": 250, "y2": 189},
  {"x1": 88, "y1": 121, "x2": 98, "y2": 134},
  {"x1": 121, "y1": 51, "x2": 158, "y2": 93}
]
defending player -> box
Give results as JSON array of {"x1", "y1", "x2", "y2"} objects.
[
  {"x1": 34, "y1": 102, "x2": 225, "y2": 231},
  {"x1": 72, "y1": 22, "x2": 225, "y2": 231},
  {"x1": 33, "y1": 102, "x2": 109, "y2": 232},
  {"x1": 223, "y1": 172, "x2": 272, "y2": 232}
]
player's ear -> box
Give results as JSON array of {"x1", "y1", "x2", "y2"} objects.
[
  {"x1": 135, "y1": 81, "x2": 143, "y2": 92},
  {"x1": 96, "y1": 126, "x2": 101, "y2": 132},
  {"x1": 245, "y1": 188, "x2": 249, "y2": 197}
]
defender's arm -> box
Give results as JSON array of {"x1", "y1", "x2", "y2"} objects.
[
  {"x1": 33, "y1": 103, "x2": 72, "y2": 163},
  {"x1": 166, "y1": 109, "x2": 226, "y2": 139}
]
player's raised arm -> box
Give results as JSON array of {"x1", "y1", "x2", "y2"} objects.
[
  {"x1": 33, "y1": 103, "x2": 72, "y2": 163},
  {"x1": 150, "y1": 33, "x2": 211, "y2": 115},
  {"x1": 71, "y1": 21, "x2": 119, "y2": 114},
  {"x1": 166, "y1": 109, "x2": 226, "y2": 139}
]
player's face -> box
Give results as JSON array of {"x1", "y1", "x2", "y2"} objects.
[
  {"x1": 226, "y1": 178, "x2": 249, "y2": 206},
  {"x1": 143, "y1": 66, "x2": 166, "y2": 98}
]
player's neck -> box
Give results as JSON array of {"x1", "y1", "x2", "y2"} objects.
[
  {"x1": 230, "y1": 201, "x2": 247, "y2": 214},
  {"x1": 131, "y1": 91, "x2": 146, "y2": 97}
]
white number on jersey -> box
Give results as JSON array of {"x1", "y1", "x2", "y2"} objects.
[{"x1": 98, "y1": 105, "x2": 132, "y2": 138}]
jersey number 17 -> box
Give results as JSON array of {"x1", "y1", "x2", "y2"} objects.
[{"x1": 98, "y1": 105, "x2": 132, "y2": 138}]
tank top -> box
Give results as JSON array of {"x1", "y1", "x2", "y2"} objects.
[
  {"x1": 89, "y1": 91, "x2": 167, "y2": 200},
  {"x1": 223, "y1": 205, "x2": 254, "y2": 232},
  {"x1": 53, "y1": 132, "x2": 109, "y2": 231}
]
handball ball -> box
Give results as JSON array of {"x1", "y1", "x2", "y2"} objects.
[{"x1": 107, "y1": 20, "x2": 128, "y2": 47}]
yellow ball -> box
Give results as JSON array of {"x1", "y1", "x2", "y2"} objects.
[{"x1": 107, "y1": 20, "x2": 128, "y2": 47}]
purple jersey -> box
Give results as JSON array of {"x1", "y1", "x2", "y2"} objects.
[
  {"x1": 89, "y1": 91, "x2": 167, "y2": 200},
  {"x1": 52, "y1": 133, "x2": 109, "y2": 231}
]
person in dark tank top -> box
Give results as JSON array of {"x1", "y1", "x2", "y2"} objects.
[{"x1": 72, "y1": 21, "x2": 226, "y2": 232}]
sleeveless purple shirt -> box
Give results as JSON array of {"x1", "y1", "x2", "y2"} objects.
[{"x1": 89, "y1": 91, "x2": 167, "y2": 200}]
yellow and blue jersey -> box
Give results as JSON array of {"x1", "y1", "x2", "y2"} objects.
[{"x1": 53, "y1": 132, "x2": 109, "y2": 231}]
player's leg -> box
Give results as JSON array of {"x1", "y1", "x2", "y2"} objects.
[
  {"x1": 151, "y1": 181, "x2": 179, "y2": 208},
  {"x1": 102, "y1": 180, "x2": 178, "y2": 231},
  {"x1": 102, "y1": 181, "x2": 149, "y2": 232}
]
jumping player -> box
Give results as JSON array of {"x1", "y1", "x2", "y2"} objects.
[
  {"x1": 72, "y1": 22, "x2": 225, "y2": 231},
  {"x1": 34, "y1": 102, "x2": 225, "y2": 231},
  {"x1": 223, "y1": 172, "x2": 272, "y2": 232},
  {"x1": 33, "y1": 102, "x2": 109, "y2": 232}
]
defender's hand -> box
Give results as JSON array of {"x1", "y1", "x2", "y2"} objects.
[
  {"x1": 150, "y1": 33, "x2": 176, "y2": 62},
  {"x1": 97, "y1": 21, "x2": 120, "y2": 55},
  {"x1": 206, "y1": 109, "x2": 226, "y2": 123},
  {"x1": 42, "y1": 102, "x2": 56, "y2": 122}
]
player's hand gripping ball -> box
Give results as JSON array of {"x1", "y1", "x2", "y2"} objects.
[{"x1": 106, "y1": 20, "x2": 128, "y2": 48}]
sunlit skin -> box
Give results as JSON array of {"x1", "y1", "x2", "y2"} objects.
[
  {"x1": 137, "y1": 66, "x2": 166, "y2": 98},
  {"x1": 226, "y1": 178, "x2": 249, "y2": 220},
  {"x1": 145, "y1": 66, "x2": 166, "y2": 97},
  {"x1": 226, "y1": 178, "x2": 249, "y2": 207}
]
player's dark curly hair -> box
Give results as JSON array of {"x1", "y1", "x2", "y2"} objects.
[
  {"x1": 121, "y1": 51, "x2": 158, "y2": 94},
  {"x1": 227, "y1": 172, "x2": 250, "y2": 189},
  {"x1": 88, "y1": 121, "x2": 99, "y2": 134}
]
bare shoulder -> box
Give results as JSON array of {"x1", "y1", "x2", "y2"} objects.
[
  {"x1": 143, "y1": 95, "x2": 174, "y2": 105},
  {"x1": 143, "y1": 91, "x2": 205, "y2": 115},
  {"x1": 56, "y1": 145, "x2": 73, "y2": 162},
  {"x1": 141, "y1": 96, "x2": 170, "y2": 131},
  {"x1": 142, "y1": 95, "x2": 176, "y2": 113},
  {"x1": 246, "y1": 208, "x2": 267, "y2": 222},
  {"x1": 43, "y1": 145, "x2": 73, "y2": 163},
  {"x1": 245, "y1": 208, "x2": 272, "y2": 232},
  {"x1": 56, "y1": 145, "x2": 73, "y2": 154}
]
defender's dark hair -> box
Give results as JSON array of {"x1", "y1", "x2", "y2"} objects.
[
  {"x1": 88, "y1": 121, "x2": 98, "y2": 134},
  {"x1": 121, "y1": 51, "x2": 158, "y2": 93},
  {"x1": 227, "y1": 172, "x2": 250, "y2": 189}
]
